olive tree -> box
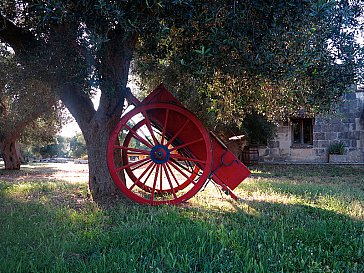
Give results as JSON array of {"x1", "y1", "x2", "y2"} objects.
[
  {"x1": 0, "y1": 45, "x2": 61, "y2": 169},
  {"x1": 0, "y1": 0, "x2": 362, "y2": 201}
]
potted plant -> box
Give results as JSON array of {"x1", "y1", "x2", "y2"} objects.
[{"x1": 328, "y1": 141, "x2": 347, "y2": 163}]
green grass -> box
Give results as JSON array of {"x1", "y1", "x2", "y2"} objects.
[{"x1": 0, "y1": 164, "x2": 363, "y2": 272}]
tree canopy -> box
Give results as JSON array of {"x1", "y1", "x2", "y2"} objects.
[
  {"x1": 0, "y1": 0, "x2": 363, "y2": 200},
  {"x1": 134, "y1": 0, "x2": 364, "y2": 130}
]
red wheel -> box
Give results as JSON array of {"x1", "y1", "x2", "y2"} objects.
[
  {"x1": 122, "y1": 120, "x2": 200, "y2": 193},
  {"x1": 107, "y1": 103, "x2": 212, "y2": 205}
]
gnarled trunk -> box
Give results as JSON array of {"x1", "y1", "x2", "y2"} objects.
[
  {"x1": 0, "y1": 137, "x2": 21, "y2": 170},
  {"x1": 52, "y1": 27, "x2": 136, "y2": 204},
  {"x1": 83, "y1": 119, "x2": 123, "y2": 202}
]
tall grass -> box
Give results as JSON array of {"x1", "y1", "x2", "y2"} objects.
[{"x1": 0, "y1": 164, "x2": 363, "y2": 272}]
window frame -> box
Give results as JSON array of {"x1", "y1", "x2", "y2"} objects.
[{"x1": 291, "y1": 118, "x2": 314, "y2": 146}]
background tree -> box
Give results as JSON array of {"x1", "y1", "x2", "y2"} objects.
[
  {"x1": 69, "y1": 133, "x2": 87, "y2": 159},
  {"x1": 0, "y1": 1, "x2": 363, "y2": 201},
  {"x1": 36, "y1": 136, "x2": 68, "y2": 158},
  {"x1": 0, "y1": 45, "x2": 62, "y2": 169},
  {"x1": 20, "y1": 113, "x2": 68, "y2": 161}
]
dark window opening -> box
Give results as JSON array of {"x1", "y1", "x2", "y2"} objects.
[{"x1": 291, "y1": 118, "x2": 313, "y2": 145}]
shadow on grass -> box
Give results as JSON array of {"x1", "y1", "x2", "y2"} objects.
[
  {"x1": 0, "y1": 164, "x2": 60, "y2": 181},
  {"x1": 0, "y1": 178, "x2": 363, "y2": 273}
]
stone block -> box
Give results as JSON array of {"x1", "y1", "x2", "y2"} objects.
[
  {"x1": 331, "y1": 123, "x2": 342, "y2": 132},
  {"x1": 347, "y1": 112, "x2": 358, "y2": 119},
  {"x1": 279, "y1": 148, "x2": 290, "y2": 156},
  {"x1": 355, "y1": 118, "x2": 363, "y2": 130},
  {"x1": 348, "y1": 131, "x2": 360, "y2": 140},
  {"x1": 325, "y1": 132, "x2": 338, "y2": 140},
  {"x1": 317, "y1": 140, "x2": 329, "y2": 148},
  {"x1": 338, "y1": 132, "x2": 349, "y2": 139},
  {"x1": 346, "y1": 150, "x2": 363, "y2": 162},
  {"x1": 279, "y1": 141, "x2": 291, "y2": 149},
  {"x1": 351, "y1": 139, "x2": 358, "y2": 147},
  {"x1": 341, "y1": 118, "x2": 355, "y2": 124},
  {"x1": 321, "y1": 124, "x2": 331, "y2": 131},
  {"x1": 268, "y1": 140, "x2": 279, "y2": 148},
  {"x1": 258, "y1": 148, "x2": 269, "y2": 157},
  {"x1": 348, "y1": 123, "x2": 356, "y2": 131},
  {"x1": 290, "y1": 148, "x2": 315, "y2": 161},
  {"x1": 314, "y1": 148, "x2": 326, "y2": 156},
  {"x1": 341, "y1": 123, "x2": 350, "y2": 131},
  {"x1": 329, "y1": 154, "x2": 348, "y2": 163},
  {"x1": 314, "y1": 132, "x2": 325, "y2": 140},
  {"x1": 277, "y1": 133, "x2": 290, "y2": 142},
  {"x1": 341, "y1": 139, "x2": 351, "y2": 147},
  {"x1": 313, "y1": 125, "x2": 321, "y2": 132}
]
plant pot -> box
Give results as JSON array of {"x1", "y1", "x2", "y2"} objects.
[{"x1": 328, "y1": 154, "x2": 348, "y2": 163}]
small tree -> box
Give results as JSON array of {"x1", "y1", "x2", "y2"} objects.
[{"x1": 69, "y1": 133, "x2": 87, "y2": 158}]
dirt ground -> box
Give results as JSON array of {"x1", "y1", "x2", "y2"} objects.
[{"x1": 0, "y1": 162, "x2": 89, "y2": 183}]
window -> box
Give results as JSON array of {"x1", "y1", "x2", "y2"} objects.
[
  {"x1": 129, "y1": 155, "x2": 139, "y2": 161},
  {"x1": 291, "y1": 118, "x2": 313, "y2": 145}
]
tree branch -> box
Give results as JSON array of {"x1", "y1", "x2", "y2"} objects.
[
  {"x1": 57, "y1": 83, "x2": 96, "y2": 132},
  {"x1": 0, "y1": 13, "x2": 39, "y2": 53}
]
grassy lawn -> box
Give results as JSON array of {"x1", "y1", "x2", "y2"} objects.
[{"x1": 0, "y1": 163, "x2": 363, "y2": 272}]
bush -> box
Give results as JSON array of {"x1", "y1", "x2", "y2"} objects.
[{"x1": 328, "y1": 141, "x2": 345, "y2": 155}]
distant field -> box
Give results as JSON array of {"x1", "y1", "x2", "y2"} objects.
[{"x1": 0, "y1": 163, "x2": 363, "y2": 272}]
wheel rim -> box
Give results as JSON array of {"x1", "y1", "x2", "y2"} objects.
[
  {"x1": 121, "y1": 120, "x2": 200, "y2": 194},
  {"x1": 107, "y1": 103, "x2": 212, "y2": 205}
]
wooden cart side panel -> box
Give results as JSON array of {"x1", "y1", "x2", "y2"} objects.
[{"x1": 210, "y1": 137, "x2": 251, "y2": 190}]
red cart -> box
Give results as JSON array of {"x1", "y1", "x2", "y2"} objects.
[{"x1": 107, "y1": 84, "x2": 251, "y2": 205}]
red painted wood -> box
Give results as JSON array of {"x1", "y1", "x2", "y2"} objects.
[{"x1": 107, "y1": 84, "x2": 251, "y2": 205}]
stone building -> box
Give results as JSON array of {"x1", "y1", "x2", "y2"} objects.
[{"x1": 258, "y1": 88, "x2": 364, "y2": 163}]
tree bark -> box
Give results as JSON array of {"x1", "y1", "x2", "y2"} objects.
[
  {"x1": 0, "y1": 137, "x2": 21, "y2": 170},
  {"x1": 83, "y1": 116, "x2": 123, "y2": 202},
  {"x1": 55, "y1": 28, "x2": 136, "y2": 203},
  {"x1": 1, "y1": 16, "x2": 137, "y2": 203}
]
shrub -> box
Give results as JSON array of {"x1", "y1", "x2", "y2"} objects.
[{"x1": 328, "y1": 141, "x2": 345, "y2": 155}]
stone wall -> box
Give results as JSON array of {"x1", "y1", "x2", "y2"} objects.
[{"x1": 259, "y1": 91, "x2": 364, "y2": 163}]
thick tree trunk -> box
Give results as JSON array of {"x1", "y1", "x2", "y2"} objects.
[
  {"x1": 0, "y1": 138, "x2": 21, "y2": 170},
  {"x1": 58, "y1": 82, "x2": 128, "y2": 204},
  {"x1": 47, "y1": 26, "x2": 136, "y2": 204},
  {"x1": 83, "y1": 119, "x2": 123, "y2": 202}
]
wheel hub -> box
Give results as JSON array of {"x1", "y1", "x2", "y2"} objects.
[{"x1": 150, "y1": 145, "x2": 170, "y2": 164}]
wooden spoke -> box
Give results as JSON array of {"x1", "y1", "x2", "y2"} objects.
[
  {"x1": 124, "y1": 124, "x2": 154, "y2": 149},
  {"x1": 142, "y1": 111, "x2": 159, "y2": 146},
  {"x1": 162, "y1": 164, "x2": 177, "y2": 199},
  {"x1": 150, "y1": 164, "x2": 160, "y2": 201},
  {"x1": 116, "y1": 157, "x2": 151, "y2": 172},
  {"x1": 130, "y1": 159, "x2": 153, "y2": 171},
  {"x1": 160, "y1": 109, "x2": 170, "y2": 145},
  {"x1": 167, "y1": 161, "x2": 197, "y2": 185},
  {"x1": 165, "y1": 162, "x2": 182, "y2": 188},
  {"x1": 129, "y1": 162, "x2": 156, "y2": 191}
]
